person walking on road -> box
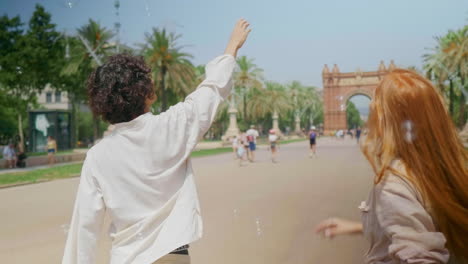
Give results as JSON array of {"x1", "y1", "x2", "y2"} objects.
[
  {"x1": 63, "y1": 19, "x2": 252, "y2": 264},
  {"x1": 268, "y1": 129, "x2": 279, "y2": 163},
  {"x1": 308, "y1": 126, "x2": 317, "y2": 158},
  {"x1": 356, "y1": 127, "x2": 362, "y2": 144},
  {"x1": 231, "y1": 135, "x2": 239, "y2": 159},
  {"x1": 47, "y1": 136, "x2": 58, "y2": 166},
  {"x1": 246, "y1": 125, "x2": 259, "y2": 162}
]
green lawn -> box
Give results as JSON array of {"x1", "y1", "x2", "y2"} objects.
[
  {"x1": 0, "y1": 139, "x2": 306, "y2": 187},
  {"x1": 26, "y1": 150, "x2": 75, "y2": 157},
  {"x1": 0, "y1": 163, "x2": 83, "y2": 186},
  {"x1": 191, "y1": 147, "x2": 232, "y2": 157}
]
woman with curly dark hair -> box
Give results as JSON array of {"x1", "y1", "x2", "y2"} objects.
[{"x1": 63, "y1": 19, "x2": 251, "y2": 264}]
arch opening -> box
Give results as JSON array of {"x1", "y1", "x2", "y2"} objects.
[{"x1": 346, "y1": 94, "x2": 371, "y2": 129}]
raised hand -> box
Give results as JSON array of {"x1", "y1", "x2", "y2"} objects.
[
  {"x1": 314, "y1": 218, "x2": 363, "y2": 239},
  {"x1": 225, "y1": 18, "x2": 252, "y2": 57}
]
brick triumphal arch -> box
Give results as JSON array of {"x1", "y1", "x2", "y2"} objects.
[{"x1": 322, "y1": 60, "x2": 396, "y2": 134}]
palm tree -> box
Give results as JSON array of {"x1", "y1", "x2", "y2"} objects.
[
  {"x1": 193, "y1": 64, "x2": 205, "y2": 86},
  {"x1": 62, "y1": 19, "x2": 115, "y2": 142},
  {"x1": 248, "y1": 82, "x2": 291, "y2": 132},
  {"x1": 141, "y1": 28, "x2": 195, "y2": 112},
  {"x1": 296, "y1": 85, "x2": 322, "y2": 130},
  {"x1": 234, "y1": 56, "x2": 263, "y2": 120},
  {"x1": 443, "y1": 26, "x2": 468, "y2": 128},
  {"x1": 424, "y1": 27, "x2": 468, "y2": 128}
]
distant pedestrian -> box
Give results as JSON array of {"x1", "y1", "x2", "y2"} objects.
[
  {"x1": 246, "y1": 125, "x2": 259, "y2": 162},
  {"x1": 231, "y1": 135, "x2": 239, "y2": 159},
  {"x1": 3, "y1": 143, "x2": 17, "y2": 168},
  {"x1": 47, "y1": 136, "x2": 57, "y2": 166},
  {"x1": 236, "y1": 139, "x2": 247, "y2": 166},
  {"x1": 268, "y1": 129, "x2": 279, "y2": 163},
  {"x1": 308, "y1": 126, "x2": 318, "y2": 158},
  {"x1": 356, "y1": 127, "x2": 362, "y2": 143}
]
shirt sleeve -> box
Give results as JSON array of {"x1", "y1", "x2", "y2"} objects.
[
  {"x1": 156, "y1": 55, "x2": 236, "y2": 151},
  {"x1": 374, "y1": 175, "x2": 450, "y2": 264},
  {"x1": 62, "y1": 153, "x2": 106, "y2": 264}
]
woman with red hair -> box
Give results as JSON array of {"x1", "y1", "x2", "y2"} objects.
[{"x1": 315, "y1": 69, "x2": 468, "y2": 263}]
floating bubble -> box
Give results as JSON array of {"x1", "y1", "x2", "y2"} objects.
[
  {"x1": 61, "y1": 0, "x2": 79, "y2": 9},
  {"x1": 255, "y1": 217, "x2": 263, "y2": 237},
  {"x1": 402, "y1": 120, "x2": 415, "y2": 143},
  {"x1": 136, "y1": 231, "x2": 144, "y2": 240},
  {"x1": 340, "y1": 104, "x2": 345, "y2": 111},
  {"x1": 144, "y1": 0, "x2": 151, "y2": 17},
  {"x1": 60, "y1": 223, "x2": 70, "y2": 235},
  {"x1": 16, "y1": 66, "x2": 22, "y2": 75},
  {"x1": 233, "y1": 208, "x2": 239, "y2": 218}
]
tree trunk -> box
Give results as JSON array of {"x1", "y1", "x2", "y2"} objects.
[
  {"x1": 71, "y1": 94, "x2": 77, "y2": 148},
  {"x1": 93, "y1": 115, "x2": 99, "y2": 143},
  {"x1": 160, "y1": 67, "x2": 168, "y2": 112},
  {"x1": 243, "y1": 87, "x2": 247, "y2": 122},
  {"x1": 17, "y1": 113, "x2": 25, "y2": 153},
  {"x1": 458, "y1": 75, "x2": 466, "y2": 129},
  {"x1": 449, "y1": 79, "x2": 454, "y2": 116}
]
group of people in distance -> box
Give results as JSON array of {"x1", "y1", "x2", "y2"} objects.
[
  {"x1": 231, "y1": 125, "x2": 276, "y2": 166},
  {"x1": 2, "y1": 136, "x2": 57, "y2": 169},
  {"x1": 62, "y1": 19, "x2": 467, "y2": 264},
  {"x1": 233, "y1": 125, "x2": 320, "y2": 165}
]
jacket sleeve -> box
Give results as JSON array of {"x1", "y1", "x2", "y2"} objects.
[
  {"x1": 375, "y1": 175, "x2": 450, "y2": 264},
  {"x1": 62, "y1": 153, "x2": 106, "y2": 264},
  {"x1": 156, "y1": 55, "x2": 236, "y2": 152}
]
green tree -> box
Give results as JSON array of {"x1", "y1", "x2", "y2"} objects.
[
  {"x1": 234, "y1": 56, "x2": 263, "y2": 120},
  {"x1": 142, "y1": 28, "x2": 195, "y2": 112},
  {"x1": 0, "y1": 5, "x2": 62, "y2": 152},
  {"x1": 62, "y1": 19, "x2": 115, "y2": 141},
  {"x1": 424, "y1": 26, "x2": 468, "y2": 128},
  {"x1": 248, "y1": 82, "x2": 291, "y2": 130},
  {"x1": 346, "y1": 101, "x2": 363, "y2": 129},
  {"x1": 288, "y1": 81, "x2": 322, "y2": 130},
  {"x1": 194, "y1": 64, "x2": 205, "y2": 86},
  {"x1": 0, "y1": 15, "x2": 27, "y2": 148}
]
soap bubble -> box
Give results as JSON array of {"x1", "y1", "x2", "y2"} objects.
[
  {"x1": 144, "y1": 0, "x2": 151, "y2": 17},
  {"x1": 60, "y1": 0, "x2": 79, "y2": 9},
  {"x1": 255, "y1": 217, "x2": 263, "y2": 237},
  {"x1": 60, "y1": 224, "x2": 70, "y2": 235},
  {"x1": 402, "y1": 120, "x2": 415, "y2": 143},
  {"x1": 16, "y1": 66, "x2": 22, "y2": 75}
]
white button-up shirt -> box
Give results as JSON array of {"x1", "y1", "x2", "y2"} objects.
[{"x1": 62, "y1": 55, "x2": 236, "y2": 264}]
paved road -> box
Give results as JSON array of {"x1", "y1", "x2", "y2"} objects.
[{"x1": 0, "y1": 138, "x2": 373, "y2": 263}]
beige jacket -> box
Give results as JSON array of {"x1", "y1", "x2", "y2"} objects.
[{"x1": 361, "y1": 161, "x2": 450, "y2": 264}]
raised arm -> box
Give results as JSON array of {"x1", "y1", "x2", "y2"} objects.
[
  {"x1": 224, "y1": 19, "x2": 251, "y2": 57},
  {"x1": 155, "y1": 19, "x2": 251, "y2": 152}
]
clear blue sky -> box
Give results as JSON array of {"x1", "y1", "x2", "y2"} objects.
[{"x1": 2, "y1": 0, "x2": 467, "y2": 88}]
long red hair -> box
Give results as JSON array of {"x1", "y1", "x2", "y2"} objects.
[{"x1": 362, "y1": 69, "x2": 468, "y2": 260}]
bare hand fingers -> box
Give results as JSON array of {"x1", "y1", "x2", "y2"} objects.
[{"x1": 314, "y1": 219, "x2": 336, "y2": 233}]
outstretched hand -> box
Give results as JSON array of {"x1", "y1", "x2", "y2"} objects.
[
  {"x1": 225, "y1": 18, "x2": 252, "y2": 57},
  {"x1": 314, "y1": 218, "x2": 363, "y2": 239}
]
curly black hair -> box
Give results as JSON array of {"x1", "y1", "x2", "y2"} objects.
[{"x1": 87, "y1": 54, "x2": 154, "y2": 124}]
